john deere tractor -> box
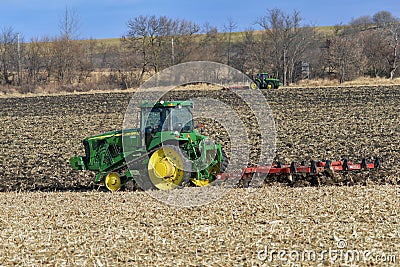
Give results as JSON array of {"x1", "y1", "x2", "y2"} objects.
[
  {"x1": 70, "y1": 100, "x2": 227, "y2": 191},
  {"x1": 250, "y1": 72, "x2": 281, "y2": 89}
]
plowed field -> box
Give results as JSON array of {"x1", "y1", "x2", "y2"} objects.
[{"x1": 0, "y1": 86, "x2": 399, "y2": 266}]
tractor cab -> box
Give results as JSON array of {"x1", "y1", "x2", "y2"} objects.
[
  {"x1": 257, "y1": 72, "x2": 270, "y2": 80},
  {"x1": 140, "y1": 101, "x2": 194, "y2": 133}
]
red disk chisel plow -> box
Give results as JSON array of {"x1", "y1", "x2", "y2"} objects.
[{"x1": 216, "y1": 158, "x2": 381, "y2": 182}]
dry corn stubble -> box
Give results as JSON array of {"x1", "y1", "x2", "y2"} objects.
[
  {"x1": 0, "y1": 85, "x2": 400, "y2": 265},
  {"x1": 0, "y1": 186, "x2": 398, "y2": 266}
]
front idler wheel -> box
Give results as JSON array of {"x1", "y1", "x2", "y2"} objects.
[{"x1": 105, "y1": 172, "x2": 121, "y2": 191}]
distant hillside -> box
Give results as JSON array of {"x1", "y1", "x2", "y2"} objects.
[{"x1": 83, "y1": 25, "x2": 337, "y2": 44}]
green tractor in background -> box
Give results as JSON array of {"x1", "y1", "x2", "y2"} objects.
[
  {"x1": 250, "y1": 72, "x2": 282, "y2": 89},
  {"x1": 70, "y1": 100, "x2": 227, "y2": 191}
]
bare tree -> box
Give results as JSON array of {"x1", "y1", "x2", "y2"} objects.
[
  {"x1": 196, "y1": 24, "x2": 224, "y2": 62},
  {"x1": 286, "y1": 25, "x2": 315, "y2": 83},
  {"x1": 59, "y1": 6, "x2": 80, "y2": 40},
  {"x1": 350, "y1": 15, "x2": 373, "y2": 29},
  {"x1": 373, "y1": 11, "x2": 397, "y2": 28},
  {"x1": 48, "y1": 7, "x2": 90, "y2": 87},
  {"x1": 171, "y1": 19, "x2": 200, "y2": 64},
  {"x1": 126, "y1": 15, "x2": 200, "y2": 83},
  {"x1": 383, "y1": 19, "x2": 400, "y2": 79},
  {"x1": 323, "y1": 36, "x2": 365, "y2": 83},
  {"x1": 360, "y1": 30, "x2": 388, "y2": 77},
  {"x1": 257, "y1": 8, "x2": 314, "y2": 85},
  {"x1": 125, "y1": 15, "x2": 173, "y2": 77},
  {"x1": 50, "y1": 37, "x2": 76, "y2": 84},
  {"x1": 367, "y1": 11, "x2": 400, "y2": 79},
  {"x1": 223, "y1": 18, "x2": 238, "y2": 66},
  {"x1": 0, "y1": 27, "x2": 20, "y2": 85},
  {"x1": 350, "y1": 16, "x2": 373, "y2": 28},
  {"x1": 229, "y1": 28, "x2": 271, "y2": 76},
  {"x1": 25, "y1": 37, "x2": 51, "y2": 86},
  {"x1": 343, "y1": 11, "x2": 400, "y2": 79},
  {"x1": 125, "y1": 15, "x2": 151, "y2": 82}
]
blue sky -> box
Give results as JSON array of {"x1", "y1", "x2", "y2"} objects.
[{"x1": 2, "y1": 0, "x2": 400, "y2": 40}]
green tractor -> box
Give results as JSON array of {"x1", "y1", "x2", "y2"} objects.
[
  {"x1": 70, "y1": 100, "x2": 227, "y2": 191},
  {"x1": 250, "y1": 72, "x2": 281, "y2": 89}
]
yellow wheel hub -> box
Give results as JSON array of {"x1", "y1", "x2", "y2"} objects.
[
  {"x1": 148, "y1": 147, "x2": 184, "y2": 190},
  {"x1": 250, "y1": 82, "x2": 257, "y2": 90},
  {"x1": 154, "y1": 159, "x2": 175, "y2": 178},
  {"x1": 105, "y1": 172, "x2": 121, "y2": 191}
]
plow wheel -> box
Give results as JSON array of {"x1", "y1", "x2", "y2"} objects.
[
  {"x1": 105, "y1": 172, "x2": 121, "y2": 191},
  {"x1": 147, "y1": 145, "x2": 191, "y2": 190}
]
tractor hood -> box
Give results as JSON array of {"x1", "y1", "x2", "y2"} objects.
[{"x1": 86, "y1": 128, "x2": 140, "y2": 141}]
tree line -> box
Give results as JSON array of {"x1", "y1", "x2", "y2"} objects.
[{"x1": 0, "y1": 9, "x2": 399, "y2": 93}]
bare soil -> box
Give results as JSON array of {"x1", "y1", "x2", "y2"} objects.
[{"x1": 1, "y1": 85, "x2": 399, "y2": 191}]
